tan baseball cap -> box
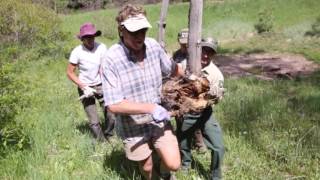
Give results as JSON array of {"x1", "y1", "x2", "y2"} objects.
[{"x1": 178, "y1": 28, "x2": 189, "y2": 44}]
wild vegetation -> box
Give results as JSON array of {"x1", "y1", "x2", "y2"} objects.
[
  {"x1": 0, "y1": 0, "x2": 68, "y2": 157},
  {"x1": 0, "y1": 0, "x2": 319, "y2": 179},
  {"x1": 30, "y1": 0, "x2": 187, "y2": 13}
]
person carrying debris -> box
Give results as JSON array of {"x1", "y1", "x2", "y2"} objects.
[
  {"x1": 172, "y1": 28, "x2": 189, "y2": 64},
  {"x1": 173, "y1": 28, "x2": 208, "y2": 153},
  {"x1": 101, "y1": 4, "x2": 183, "y2": 180},
  {"x1": 67, "y1": 22, "x2": 115, "y2": 142},
  {"x1": 176, "y1": 37, "x2": 225, "y2": 180}
]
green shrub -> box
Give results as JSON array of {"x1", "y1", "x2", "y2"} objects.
[
  {"x1": 305, "y1": 16, "x2": 320, "y2": 37},
  {"x1": 254, "y1": 9, "x2": 274, "y2": 34},
  {"x1": 0, "y1": 0, "x2": 62, "y2": 47},
  {"x1": 0, "y1": 0, "x2": 68, "y2": 156},
  {"x1": 0, "y1": 63, "x2": 30, "y2": 156},
  {"x1": 92, "y1": 14, "x2": 118, "y2": 40}
]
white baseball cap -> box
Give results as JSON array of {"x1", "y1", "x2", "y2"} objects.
[{"x1": 121, "y1": 14, "x2": 152, "y2": 32}]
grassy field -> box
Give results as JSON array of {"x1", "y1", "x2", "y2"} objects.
[
  {"x1": 1, "y1": 0, "x2": 320, "y2": 179},
  {"x1": 60, "y1": 0, "x2": 320, "y2": 60}
]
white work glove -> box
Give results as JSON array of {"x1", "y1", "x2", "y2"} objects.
[
  {"x1": 151, "y1": 104, "x2": 171, "y2": 123},
  {"x1": 187, "y1": 73, "x2": 201, "y2": 81},
  {"x1": 82, "y1": 86, "x2": 96, "y2": 98}
]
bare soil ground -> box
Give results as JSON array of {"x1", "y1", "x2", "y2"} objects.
[{"x1": 215, "y1": 53, "x2": 319, "y2": 80}]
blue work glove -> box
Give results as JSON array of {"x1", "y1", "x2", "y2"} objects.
[{"x1": 151, "y1": 104, "x2": 171, "y2": 123}]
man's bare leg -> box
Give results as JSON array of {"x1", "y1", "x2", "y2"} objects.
[
  {"x1": 139, "y1": 155, "x2": 153, "y2": 180},
  {"x1": 156, "y1": 129, "x2": 181, "y2": 171}
]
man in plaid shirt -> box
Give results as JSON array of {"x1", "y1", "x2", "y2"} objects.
[{"x1": 101, "y1": 4, "x2": 183, "y2": 180}]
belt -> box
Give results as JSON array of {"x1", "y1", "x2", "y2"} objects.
[{"x1": 90, "y1": 83, "x2": 102, "y2": 88}]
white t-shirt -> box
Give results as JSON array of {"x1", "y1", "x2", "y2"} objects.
[{"x1": 69, "y1": 42, "x2": 107, "y2": 86}]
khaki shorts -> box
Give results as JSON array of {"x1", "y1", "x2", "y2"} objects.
[{"x1": 124, "y1": 124, "x2": 178, "y2": 161}]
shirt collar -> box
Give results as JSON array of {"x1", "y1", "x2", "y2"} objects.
[
  {"x1": 202, "y1": 61, "x2": 214, "y2": 74},
  {"x1": 82, "y1": 42, "x2": 98, "y2": 52},
  {"x1": 119, "y1": 40, "x2": 147, "y2": 63}
]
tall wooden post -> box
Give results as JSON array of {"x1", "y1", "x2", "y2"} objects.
[
  {"x1": 158, "y1": 0, "x2": 169, "y2": 49},
  {"x1": 187, "y1": 0, "x2": 203, "y2": 75}
]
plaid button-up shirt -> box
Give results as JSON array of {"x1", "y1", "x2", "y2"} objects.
[{"x1": 101, "y1": 37, "x2": 176, "y2": 139}]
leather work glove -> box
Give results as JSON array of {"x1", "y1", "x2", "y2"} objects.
[
  {"x1": 83, "y1": 86, "x2": 96, "y2": 98},
  {"x1": 151, "y1": 104, "x2": 171, "y2": 123}
]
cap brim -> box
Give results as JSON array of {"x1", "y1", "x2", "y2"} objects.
[
  {"x1": 178, "y1": 38, "x2": 188, "y2": 44},
  {"x1": 95, "y1": 30, "x2": 102, "y2": 37},
  {"x1": 121, "y1": 16, "x2": 152, "y2": 32},
  {"x1": 77, "y1": 30, "x2": 102, "y2": 39},
  {"x1": 202, "y1": 42, "x2": 217, "y2": 52}
]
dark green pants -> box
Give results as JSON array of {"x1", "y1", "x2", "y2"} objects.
[
  {"x1": 176, "y1": 107, "x2": 224, "y2": 180},
  {"x1": 78, "y1": 84, "x2": 115, "y2": 140}
]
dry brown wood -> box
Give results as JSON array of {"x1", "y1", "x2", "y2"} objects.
[
  {"x1": 161, "y1": 1, "x2": 212, "y2": 117},
  {"x1": 162, "y1": 77, "x2": 218, "y2": 117}
]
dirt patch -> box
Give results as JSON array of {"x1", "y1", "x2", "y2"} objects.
[{"x1": 215, "y1": 53, "x2": 319, "y2": 80}]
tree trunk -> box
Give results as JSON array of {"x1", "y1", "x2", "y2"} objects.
[{"x1": 187, "y1": 0, "x2": 203, "y2": 75}]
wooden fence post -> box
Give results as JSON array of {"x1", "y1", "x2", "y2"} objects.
[
  {"x1": 187, "y1": 0, "x2": 203, "y2": 75},
  {"x1": 158, "y1": 0, "x2": 169, "y2": 49}
]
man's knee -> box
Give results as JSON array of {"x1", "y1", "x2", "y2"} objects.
[
  {"x1": 140, "y1": 160, "x2": 153, "y2": 173},
  {"x1": 165, "y1": 160, "x2": 180, "y2": 171}
]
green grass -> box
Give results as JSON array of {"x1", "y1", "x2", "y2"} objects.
[
  {"x1": 60, "y1": 0, "x2": 320, "y2": 60},
  {"x1": 217, "y1": 77, "x2": 320, "y2": 178},
  {"x1": 1, "y1": 0, "x2": 320, "y2": 179}
]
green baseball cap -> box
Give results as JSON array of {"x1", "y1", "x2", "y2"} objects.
[{"x1": 201, "y1": 37, "x2": 218, "y2": 53}]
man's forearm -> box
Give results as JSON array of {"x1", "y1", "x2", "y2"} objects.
[
  {"x1": 66, "y1": 64, "x2": 85, "y2": 89},
  {"x1": 172, "y1": 64, "x2": 185, "y2": 77},
  {"x1": 107, "y1": 100, "x2": 156, "y2": 115}
]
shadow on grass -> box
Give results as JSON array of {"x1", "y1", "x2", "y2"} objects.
[
  {"x1": 76, "y1": 122, "x2": 97, "y2": 139},
  {"x1": 222, "y1": 71, "x2": 320, "y2": 165},
  {"x1": 0, "y1": 135, "x2": 31, "y2": 159},
  {"x1": 0, "y1": 124, "x2": 31, "y2": 158},
  {"x1": 103, "y1": 149, "x2": 143, "y2": 180},
  {"x1": 219, "y1": 47, "x2": 265, "y2": 55},
  {"x1": 287, "y1": 94, "x2": 320, "y2": 116},
  {"x1": 285, "y1": 71, "x2": 320, "y2": 121}
]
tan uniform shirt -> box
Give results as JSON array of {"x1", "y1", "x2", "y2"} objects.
[{"x1": 202, "y1": 62, "x2": 224, "y2": 98}]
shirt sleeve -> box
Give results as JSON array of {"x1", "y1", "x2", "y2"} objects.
[
  {"x1": 159, "y1": 46, "x2": 177, "y2": 78},
  {"x1": 101, "y1": 55, "x2": 124, "y2": 107},
  {"x1": 69, "y1": 48, "x2": 79, "y2": 64}
]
